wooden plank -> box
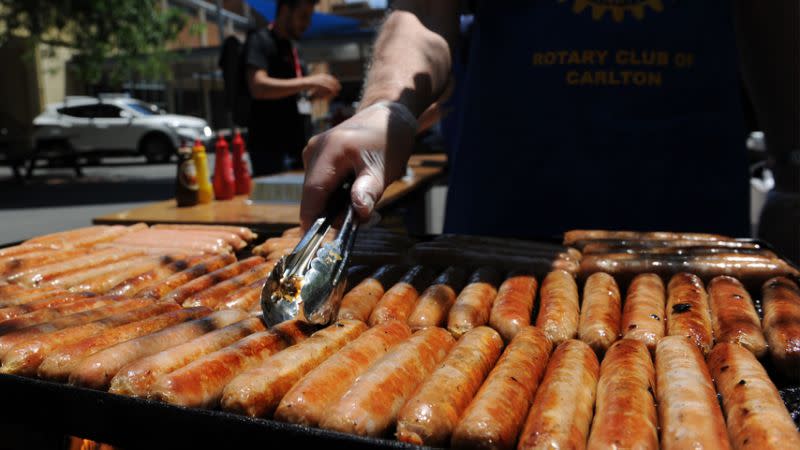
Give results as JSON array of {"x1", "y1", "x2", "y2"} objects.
[{"x1": 93, "y1": 154, "x2": 446, "y2": 231}]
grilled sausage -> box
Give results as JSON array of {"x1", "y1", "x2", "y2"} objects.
[
  {"x1": 0, "y1": 287, "x2": 68, "y2": 308},
  {"x1": 182, "y1": 262, "x2": 274, "y2": 308},
  {"x1": 516, "y1": 339, "x2": 599, "y2": 450},
  {"x1": 0, "y1": 302, "x2": 180, "y2": 375},
  {"x1": 407, "y1": 267, "x2": 468, "y2": 330},
  {"x1": 666, "y1": 273, "x2": 714, "y2": 355},
  {"x1": 148, "y1": 323, "x2": 309, "y2": 408},
  {"x1": 0, "y1": 298, "x2": 149, "y2": 356},
  {"x1": 447, "y1": 268, "x2": 501, "y2": 338},
  {"x1": 69, "y1": 255, "x2": 190, "y2": 293},
  {"x1": 563, "y1": 229, "x2": 729, "y2": 246},
  {"x1": 655, "y1": 336, "x2": 730, "y2": 450},
  {"x1": 586, "y1": 339, "x2": 657, "y2": 450},
  {"x1": 319, "y1": 327, "x2": 454, "y2": 437},
  {"x1": 275, "y1": 320, "x2": 412, "y2": 427},
  {"x1": 8, "y1": 248, "x2": 144, "y2": 286},
  {"x1": 151, "y1": 224, "x2": 257, "y2": 241},
  {"x1": 707, "y1": 276, "x2": 767, "y2": 358},
  {"x1": 368, "y1": 266, "x2": 434, "y2": 326},
  {"x1": 1, "y1": 248, "x2": 87, "y2": 278},
  {"x1": 621, "y1": 273, "x2": 665, "y2": 353},
  {"x1": 105, "y1": 255, "x2": 205, "y2": 297},
  {"x1": 42, "y1": 254, "x2": 159, "y2": 290},
  {"x1": 0, "y1": 295, "x2": 118, "y2": 334},
  {"x1": 109, "y1": 316, "x2": 267, "y2": 396},
  {"x1": 160, "y1": 256, "x2": 263, "y2": 303},
  {"x1": 221, "y1": 320, "x2": 367, "y2": 418},
  {"x1": 133, "y1": 254, "x2": 236, "y2": 299},
  {"x1": 451, "y1": 326, "x2": 552, "y2": 450},
  {"x1": 578, "y1": 272, "x2": 621, "y2": 355},
  {"x1": 761, "y1": 277, "x2": 800, "y2": 381},
  {"x1": 215, "y1": 278, "x2": 267, "y2": 311},
  {"x1": 336, "y1": 265, "x2": 405, "y2": 322},
  {"x1": 69, "y1": 309, "x2": 249, "y2": 390},
  {"x1": 708, "y1": 343, "x2": 800, "y2": 449},
  {"x1": 535, "y1": 270, "x2": 579, "y2": 346},
  {"x1": 397, "y1": 326, "x2": 503, "y2": 446},
  {"x1": 0, "y1": 292, "x2": 97, "y2": 321},
  {"x1": 489, "y1": 273, "x2": 537, "y2": 343},
  {"x1": 37, "y1": 306, "x2": 211, "y2": 381}
]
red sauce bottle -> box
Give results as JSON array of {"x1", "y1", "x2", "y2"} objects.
[
  {"x1": 212, "y1": 135, "x2": 236, "y2": 200},
  {"x1": 231, "y1": 129, "x2": 252, "y2": 195}
]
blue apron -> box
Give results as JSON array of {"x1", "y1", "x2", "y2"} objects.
[{"x1": 444, "y1": 0, "x2": 750, "y2": 239}]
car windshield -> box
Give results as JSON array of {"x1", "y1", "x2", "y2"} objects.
[{"x1": 125, "y1": 101, "x2": 162, "y2": 116}]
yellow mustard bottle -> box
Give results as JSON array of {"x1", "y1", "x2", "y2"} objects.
[{"x1": 192, "y1": 139, "x2": 214, "y2": 204}]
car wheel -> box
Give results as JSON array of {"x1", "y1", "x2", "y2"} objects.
[{"x1": 141, "y1": 134, "x2": 174, "y2": 164}]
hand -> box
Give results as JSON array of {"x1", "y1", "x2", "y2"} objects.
[
  {"x1": 300, "y1": 102, "x2": 417, "y2": 229},
  {"x1": 304, "y1": 74, "x2": 341, "y2": 100},
  {"x1": 758, "y1": 189, "x2": 800, "y2": 262}
]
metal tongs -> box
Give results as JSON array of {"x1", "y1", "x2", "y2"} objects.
[{"x1": 261, "y1": 180, "x2": 359, "y2": 327}]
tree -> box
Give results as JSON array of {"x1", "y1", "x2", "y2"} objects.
[{"x1": 0, "y1": 0, "x2": 186, "y2": 84}]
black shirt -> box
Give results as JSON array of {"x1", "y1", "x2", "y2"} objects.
[{"x1": 243, "y1": 28, "x2": 308, "y2": 168}]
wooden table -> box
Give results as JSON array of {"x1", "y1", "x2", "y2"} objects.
[{"x1": 93, "y1": 154, "x2": 446, "y2": 233}]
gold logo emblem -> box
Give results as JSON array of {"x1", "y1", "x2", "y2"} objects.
[{"x1": 561, "y1": 0, "x2": 664, "y2": 22}]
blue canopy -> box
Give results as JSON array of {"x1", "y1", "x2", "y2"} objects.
[{"x1": 246, "y1": 0, "x2": 363, "y2": 39}]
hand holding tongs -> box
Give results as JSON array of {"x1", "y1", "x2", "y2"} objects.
[{"x1": 261, "y1": 179, "x2": 359, "y2": 327}]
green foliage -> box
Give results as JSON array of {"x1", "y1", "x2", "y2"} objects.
[{"x1": 0, "y1": 0, "x2": 186, "y2": 84}]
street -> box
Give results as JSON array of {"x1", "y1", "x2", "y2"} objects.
[{"x1": 0, "y1": 157, "x2": 205, "y2": 244}]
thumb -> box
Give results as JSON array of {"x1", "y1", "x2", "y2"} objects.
[{"x1": 351, "y1": 165, "x2": 385, "y2": 222}]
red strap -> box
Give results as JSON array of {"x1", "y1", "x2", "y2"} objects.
[{"x1": 291, "y1": 46, "x2": 302, "y2": 78}]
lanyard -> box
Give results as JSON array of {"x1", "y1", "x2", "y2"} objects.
[{"x1": 291, "y1": 46, "x2": 302, "y2": 79}]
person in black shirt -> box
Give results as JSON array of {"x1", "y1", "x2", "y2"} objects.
[{"x1": 244, "y1": 0, "x2": 341, "y2": 176}]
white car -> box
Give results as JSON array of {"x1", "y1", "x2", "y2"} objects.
[{"x1": 32, "y1": 94, "x2": 214, "y2": 163}]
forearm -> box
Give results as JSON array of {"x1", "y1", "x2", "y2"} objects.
[
  {"x1": 250, "y1": 75, "x2": 308, "y2": 100},
  {"x1": 735, "y1": 1, "x2": 800, "y2": 192},
  {"x1": 359, "y1": 3, "x2": 458, "y2": 117}
]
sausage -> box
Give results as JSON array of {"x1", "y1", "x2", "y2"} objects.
[
  {"x1": 563, "y1": 229, "x2": 729, "y2": 246},
  {"x1": 215, "y1": 278, "x2": 267, "y2": 311},
  {"x1": 666, "y1": 273, "x2": 714, "y2": 354},
  {"x1": 108, "y1": 316, "x2": 267, "y2": 397},
  {"x1": 149, "y1": 229, "x2": 247, "y2": 250},
  {"x1": 397, "y1": 326, "x2": 504, "y2": 447},
  {"x1": 37, "y1": 306, "x2": 211, "y2": 381},
  {"x1": 111, "y1": 229, "x2": 234, "y2": 253},
  {"x1": 0, "y1": 294, "x2": 116, "y2": 333},
  {"x1": 447, "y1": 268, "x2": 501, "y2": 338},
  {"x1": 0, "y1": 297, "x2": 150, "y2": 356},
  {"x1": 133, "y1": 254, "x2": 236, "y2": 299},
  {"x1": 251, "y1": 237, "x2": 301, "y2": 256},
  {"x1": 221, "y1": 319, "x2": 368, "y2": 418},
  {"x1": 105, "y1": 255, "x2": 205, "y2": 297},
  {"x1": 319, "y1": 327, "x2": 454, "y2": 437},
  {"x1": 0, "y1": 292, "x2": 97, "y2": 321},
  {"x1": 275, "y1": 320, "x2": 412, "y2": 426},
  {"x1": 621, "y1": 273, "x2": 665, "y2": 353},
  {"x1": 655, "y1": 336, "x2": 730, "y2": 450},
  {"x1": 535, "y1": 270, "x2": 579, "y2": 346},
  {"x1": 586, "y1": 339, "x2": 658, "y2": 450},
  {"x1": 407, "y1": 267, "x2": 468, "y2": 330},
  {"x1": 8, "y1": 247, "x2": 144, "y2": 286},
  {"x1": 22, "y1": 225, "x2": 117, "y2": 248},
  {"x1": 488, "y1": 273, "x2": 537, "y2": 343},
  {"x1": 707, "y1": 276, "x2": 767, "y2": 358},
  {"x1": 69, "y1": 309, "x2": 249, "y2": 390},
  {"x1": 0, "y1": 301, "x2": 180, "y2": 376},
  {"x1": 516, "y1": 339, "x2": 599, "y2": 450},
  {"x1": 451, "y1": 326, "x2": 552, "y2": 450},
  {"x1": 182, "y1": 262, "x2": 274, "y2": 308},
  {"x1": 1, "y1": 248, "x2": 88, "y2": 278},
  {"x1": 336, "y1": 265, "x2": 406, "y2": 322},
  {"x1": 151, "y1": 224, "x2": 257, "y2": 241},
  {"x1": 368, "y1": 266, "x2": 434, "y2": 326},
  {"x1": 148, "y1": 322, "x2": 312, "y2": 408},
  {"x1": 45, "y1": 255, "x2": 160, "y2": 290},
  {"x1": 0, "y1": 287, "x2": 67, "y2": 308},
  {"x1": 708, "y1": 343, "x2": 800, "y2": 449},
  {"x1": 67, "y1": 255, "x2": 188, "y2": 293},
  {"x1": 160, "y1": 256, "x2": 264, "y2": 303},
  {"x1": 761, "y1": 277, "x2": 800, "y2": 381},
  {"x1": 578, "y1": 272, "x2": 621, "y2": 355}
]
